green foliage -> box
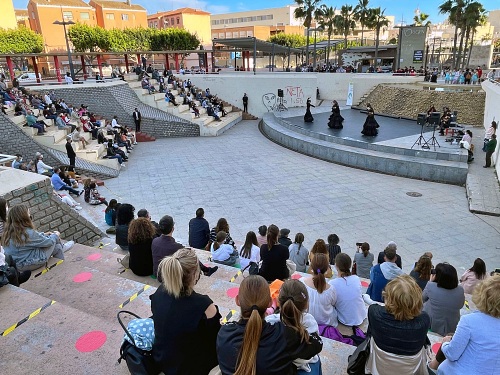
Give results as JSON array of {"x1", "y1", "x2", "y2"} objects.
[
  {"x1": 0, "y1": 27, "x2": 44, "y2": 53},
  {"x1": 268, "y1": 33, "x2": 307, "y2": 48},
  {"x1": 413, "y1": 12, "x2": 431, "y2": 26},
  {"x1": 150, "y1": 28, "x2": 200, "y2": 51},
  {"x1": 334, "y1": 4, "x2": 357, "y2": 47},
  {"x1": 67, "y1": 23, "x2": 110, "y2": 52},
  {"x1": 294, "y1": 0, "x2": 322, "y2": 28}
]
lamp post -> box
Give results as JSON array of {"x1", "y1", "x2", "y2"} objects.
[{"x1": 53, "y1": 19, "x2": 76, "y2": 80}]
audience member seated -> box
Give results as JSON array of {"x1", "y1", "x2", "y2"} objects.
[
  {"x1": 459, "y1": 257, "x2": 486, "y2": 294},
  {"x1": 377, "y1": 241, "x2": 402, "y2": 268},
  {"x1": 35, "y1": 153, "x2": 53, "y2": 176},
  {"x1": 152, "y1": 215, "x2": 217, "y2": 280},
  {"x1": 366, "y1": 275, "x2": 431, "y2": 374},
  {"x1": 106, "y1": 139, "x2": 126, "y2": 167},
  {"x1": 423, "y1": 263, "x2": 465, "y2": 336},
  {"x1": 366, "y1": 246, "x2": 404, "y2": 303},
  {"x1": 300, "y1": 253, "x2": 338, "y2": 327},
  {"x1": 259, "y1": 224, "x2": 289, "y2": 282},
  {"x1": 278, "y1": 228, "x2": 292, "y2": 247},
  {"x1": 256, "y1": 225, "x2": 267, "y2": 247},
  {"x1": 327, "y1": 234, "x2": 341, "y2": 266},
  {"x1": 238, "y1": 231, "x2": 261, "y2": 270},
  {"x1": 206, "y1": 104, "x2": 221, "y2": 121},
  {"x1": 164, "y1": 90, "x2": 178, "y2": 106},
  {"x1": 210, "y1": 231, "x2": 239, "y2": 267},
  {"x1": 53, "y1": 190, "x2": 82, "y2": 211},
  {"x1": 410, "y1": 254, "x2": 433, "y2": 290},
  {"x1": 188, "y1": 208, "x2": 210, "y2": 250},
  {"x1": 308, "y1": 239, "x2": 332, "y2": 278},
  {"x1": 1, "y1": 204, "x2": 73, "y2": 271},
  {"x1": 151, "y1": 248, "x2": 221, "y2": 374},
  {"x1": 217, "y1": 275, "x2": 323, "y2": 375},
  {"x1": 12, "y1": 154, "x2": 33, "y2": 171},
  {"x1": 429, "y1": 275, "x2": 500, "y2": 375},
  {"x1": 209, "y1": 218, "x2": 235, "y2": 248},
  {"x1": 51, "y1": 167, "x2": 82, "y2": 196},
  {"x1": 329, "y1": 253, "x2": 367, "y2": 327},
  {"x1": 0, "y1": 244, "x2": 31, "y2": 286},
  {"x1": 127, "y1": 217, "x2": 156, "y2": 277},
  {"x1": 0, "y1": 198, "x2": 6, "y2": 240},
  {"x1": 288, "y1": 233, "x2": 308, "y2": 273},
  {"x1": 353, "y1": 242, "x2": 373, "y2": 279},
  {"x1": 72, "y1": 126, "x2": 88, "y2": 149},
  {"x1": 104, "y1": 199, "x2": 118, "y2": 227},
  {"x1": 83, "y1": 180, "x2": 108, "y2": 206},
  {"x1": 137, "y1": 209, "x2": 160, "y2": 236},
  {"x1": 115, "y1": 203, "x2": 135, "y2": 252},
  {"x1": 25, "y1": 110, "x2": 46, "y2": 135}
]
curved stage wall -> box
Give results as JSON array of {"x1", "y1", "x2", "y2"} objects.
[{"x1": 261, "y1": 113, "x2": 468, "y2": 185}]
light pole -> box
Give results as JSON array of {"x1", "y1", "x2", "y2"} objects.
[{"x1": 53, "y1": 19, "x2": 76, "y2": 80}]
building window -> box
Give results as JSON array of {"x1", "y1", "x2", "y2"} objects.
[
  {"x1": 218, "y1": 32, "x2": 224, "y2": 38},
  {"x1": 225, "y1": 32, "x2": 231, "y2": 38},
  {"x1": 122, "y1": 14, "x2": 129, "y2": 21},
  {"x1": 232, "y1": 32, "x2": 238, "y2": 38},
  {"x1": 106, "y1": 13, "x2": 115, "y2": 20},
  {"x1": 63, "y1": 11, "x2": 73, "y2": 20},
  {"x1": 31, "y1": 11, "x2": 36, "y2": 19},
  {"x1": 239, "y1": 31, "x2": 246, "y2": 37},
  {"x1": 171, "y1": 18, "x2": 174, "y2": 25},
  {"x1": 176, "y1": 18, "x2": 180, "y2": 24},
  {"x1": 247, "y1": 31, "x2": 253, "y2": 37},
  {"x1": 80, "y1": 12, "x2": 90, "y2": 20}
]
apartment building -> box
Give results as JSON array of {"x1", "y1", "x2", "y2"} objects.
[
  {"x1": 89, "y1": 0, "x2": 147, "y2": 29},
  {"x1": 0, "y1": 0, "x2": 18, "y2": 29},
  {"x1": 15, "y1": 9, "x2": 30, "y2": 28},
  {"x1": 148, "y1": 8, "x2": 211, "y2": 46}
]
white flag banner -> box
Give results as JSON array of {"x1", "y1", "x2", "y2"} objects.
[{"x1": 346, "y1": 82, "x2": 354, "y2": 106}]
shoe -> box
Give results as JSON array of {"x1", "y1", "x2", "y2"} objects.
[
  {"x1": 18, "y1": 270, "x2": 31, "y2": 284},
  {"x1": 483, "y1": 166, "x2": 488, "y2": 168},
  {"x1": 121, "y1": 163, "x2": 126, "y2": 168},
  {"x1": 62, "y1": 240, "x2": 75, "y2": 252},
  {"x1": 204, "y1": 266, "x2": 218, "y2": 277},
  {"x1": 78, "y1": 190, "x2": 84, "y2": 196},
  {"x1": 74, "y1": 205, "x2": 82, "y2": 210},
  {"x1": 133, "y1": 142, "x2": 138, "y2": 145}
]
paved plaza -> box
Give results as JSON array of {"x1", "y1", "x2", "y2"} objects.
[{"x1": 87, "y1": 119, "x2": 500, "y2": 275}]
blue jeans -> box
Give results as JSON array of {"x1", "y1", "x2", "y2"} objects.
[
  {"x1": 59, "y1": 185, "x2": 80, "y2": 196},
  {"x1": 108, "y1": 154, "x2": 123, "y2": 164},
  {"x1": 31, "y1": 123, "x2": 45, "y2": 134}
]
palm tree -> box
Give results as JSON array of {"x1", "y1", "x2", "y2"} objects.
[
  {"x1": 354, "y1": 0, "x2": 371, "y2": 46},
  {"x1": 315, "y1": 5, "x2": 336, "y2": 65},
  {"x1": 439, "y1": 0, "x2": 467, "y2": 69},
  {"x1": 334, "y1": 4, "x2": 357, "y2": 49},
  {"x1": 461, "y1": 2, "x2": 487, "y2": 68},
  {"x1": 367, "y1": 7, "x2": 389, "y2": 69},
  {"x1": 294, "y1": 0, "x2": 322, "y2": 65},
  {"x1": 413, "y1": 12, "x2": 431, "y2": 26}
]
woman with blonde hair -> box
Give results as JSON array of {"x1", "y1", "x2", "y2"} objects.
[
  {"x1": 217, "y1": 275, "x2": 323, "y2": 375},
  {"x1": 1, "y1": 204, "x2": 73, "y2": 271},
  {"x1": 127, "y1": 217, "x2": 156, "y2": 276},
  {"x1": 300, "y1": 253, "x2": 338, "y2": 327},
  {"x1": 150, "y1": 248, "x2": 220, "y2": 374},
  {"x1": 308, "y1": 239, "x2": 332, "y2": 278},
  {"x1": 366, "y1": 275, "x2": 431, "y2": 374},
  {"x1": 429, "y1": 275, "x2": 500, "y2": 375}
]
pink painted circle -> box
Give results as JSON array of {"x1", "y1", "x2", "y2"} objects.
[
  {"x1": 361, "y1": 281, "x2": 370, "y2": 288},
  {"x1": 75, "y1": 331, "x2": 107, "y2": 352},
  {"x1": 432, "y1": 343, "x2": 441, "y2": 354},
  {"x1": 86, "y1": 253, "x2": 102, "y2": 261},
  {"x1": 291, "y1": 273, "x2": 301, "y2": 280},
  {"x1": 73, "y1": 272, "x2": 93, "y2": 283},
  {"x1": 226, "y1": 287, "x2": 239, "y2": 298}
]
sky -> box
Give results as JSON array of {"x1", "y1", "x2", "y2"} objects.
[{"x1": 12, "y1": 0, "x2": 500, "y2": 23}]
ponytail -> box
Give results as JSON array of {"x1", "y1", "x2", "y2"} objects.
[
  {"x1": 159, "y1": 248, "x2": 199, "y2": 298},
  {"x1": 313, "y1": 272, "x2": 327, "y2": 294},
  {"x1": 159, "y1": 257, "x2": 183, "y2": 298},
  {"x1": 235, "y1": 309, "x2": 262, "y2": 375},
  {"x1": 311, "y1": 253, "x2": 329, "y2": 293},
  {"x1": 280, "y1": 299, "x2": 309, "y2": 344}
]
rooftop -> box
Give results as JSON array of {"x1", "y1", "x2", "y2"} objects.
[
  {"x1": 15, "y1": 9, "x2": 29, "y2": 17},
  {"x1": 29, "y1": 0, "x2": 93, "y2": 7},
  {"x1": 148, "y1": 8, "x2": 211, "y2": 17},
  {"x1": 89, "y1": 0, "x2": 145, "y2": 11}
]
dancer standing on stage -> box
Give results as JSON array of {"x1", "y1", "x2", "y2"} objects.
[
  {"x1": 361, "y1": 103, "x2": 379, "y2": 136},
  {"x1": 328, "y1": 100, "x2": 344, "y2": 129},
  {"x1": 304, "y1": 97, "x2": 315, "y2": 123}
]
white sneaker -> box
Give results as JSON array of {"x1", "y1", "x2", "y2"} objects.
[
  {"x1": 62, "y1": 240, "x2": 75, "y2": 252},
  {"x1": 121, "y1": 163, "x2": 126, "y2": 168},
  {"x1": 74, "y1": 206, "x2": 82, "y2": 210},
  {"x1": 133, "y1": 142, "x2": 138, "y2": 145}
]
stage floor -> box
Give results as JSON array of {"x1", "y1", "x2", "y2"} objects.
[{"x1": 286, "y1": 108, "x2": 423, "y2": 143}]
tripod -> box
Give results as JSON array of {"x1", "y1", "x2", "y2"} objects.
[
  {"x1": 275, "y1": 96, "x2": 288, "y2": 112},
  {"x1": 427, "y1": 122, "x2": 441, "y2": 150},
  {"x1": 411, "y1": 121, "x2": 430, "y2": 149}
]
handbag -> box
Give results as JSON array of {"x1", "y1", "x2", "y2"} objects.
[
  {"x1": 117, "y1": 311, "x2": 160, "y2": 375},
  {"x1": 347, "y1": 335, "x2": 371, "y2": 375}
]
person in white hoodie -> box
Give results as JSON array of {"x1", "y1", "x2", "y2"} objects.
[
  {"x1": 210, "y1": 230, "x2": 238, "y2": 266},
  {"x1": 265, "y1": 279, "x2": 322, "y2": 374},
  {"x1": 366, "y1": 246, "x2": 404, "y2": 303}
]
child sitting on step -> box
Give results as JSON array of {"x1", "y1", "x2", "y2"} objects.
[{"x1": 83, "y1": 179, "x2": 108, "y2": 206}]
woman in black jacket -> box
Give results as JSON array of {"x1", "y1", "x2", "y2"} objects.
[
  {"x1": 127, "y1": 217, "x2": 156, "y2": 276},
  {"x1": 217, "y1": 275, "x2": 322, "y2": 375},
  {"x1": 259, "y1": 224, "x2": 289, "y2": 282}
]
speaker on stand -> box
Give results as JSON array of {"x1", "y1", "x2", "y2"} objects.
[{"x1": 276, "y1": 89, "x2": 287, "y2": 112}]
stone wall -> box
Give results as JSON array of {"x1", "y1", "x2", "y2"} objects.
[
  {"x1": 359, "y1": 85, "x2": 485, "y2": 126},
  {"x1": 35, "y1": 82, "x2": 199, "y2": 138},
  {"x1": 0, "y1": 168, "x2": 103, "y2": 245},
  {"x1": 0, "y1": 114, "x2": 118, "y2": 179}
]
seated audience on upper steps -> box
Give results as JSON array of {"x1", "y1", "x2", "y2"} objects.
[
  {"x1": 210, "y1": 230, "x2": 239, "y2": 267},
  {"x1": 238, "y1": 231, "x2": 261, "y2": 270}
]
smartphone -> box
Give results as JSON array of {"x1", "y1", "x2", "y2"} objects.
[
  {"x1": 356, "y1": 242, "x2": 363, "y2": 247},
  {"x1": 431, "y1": 269, "x2": 436, "y2": 275}
]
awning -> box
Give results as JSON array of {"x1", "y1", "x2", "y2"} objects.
[{"x1": 212, "y1": 37, "x2": 303, "y2": 55}]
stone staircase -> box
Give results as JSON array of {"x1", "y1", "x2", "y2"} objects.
[{"x1": 125, "y1": 74, "x2": 244, "y2": 136}]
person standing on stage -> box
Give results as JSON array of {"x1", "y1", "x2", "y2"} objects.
[
  {"x1": 361, "y1": 103, "x2": 379, "y2": 136},
  {"x1": 132, "y1": 108, "x2": 141, "y2": 132},
  {"x1": 304, "y1": 98, "x2": 315, "y2": 123}
]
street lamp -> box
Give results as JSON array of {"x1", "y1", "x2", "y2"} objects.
[{"x1": 53, "y1": 19, "x2": 76, "y2": 80}]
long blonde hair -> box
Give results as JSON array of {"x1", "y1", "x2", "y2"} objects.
[
  {"x1": 1, "y1": 204, "x2": 34, "y2": 247},
  {"x1": 235, "y1": 275, "x2": 271, "y2": 375},
  {"x1": 158, "y1": 248, "x2": 200, "y2": 298}
]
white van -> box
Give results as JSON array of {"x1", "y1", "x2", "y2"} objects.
[{"x1": 16, "y1": 72, "x2": 42, "y2": 83}]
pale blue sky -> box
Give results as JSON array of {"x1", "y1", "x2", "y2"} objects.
[{"x1": 12, "y1": 0, "x2": 500, "y2": 23}]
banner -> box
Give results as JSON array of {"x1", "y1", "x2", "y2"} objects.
[{"x1": 346, "y1": 82, "x2": 354, "y2": 106}]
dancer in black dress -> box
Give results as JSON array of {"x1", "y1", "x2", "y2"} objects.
[
  {"x1": 361, "y1": 103, "x2": 379, "y2": 136},
  {"x1": 328, "y1": 100, "x2": 344, "y2": 129},
  {"x1": 304, "y1": 97, "x2": 315, "y2": 123}
]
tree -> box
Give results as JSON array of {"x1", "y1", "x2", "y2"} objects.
[
  {"x1": 367, "y1": 7, "x2": 389, "y2": 69},
  {"x1": 268, "y1": 33, "x2": 307, "y2": 48},
  {"x1": 294, "y1": 0, "x2": 322, "y2": 65},
  {"x1": 334, "y1": 5, "x2": 357, "y2": 49},
  {"x1": 462, "y1": 2, "x2": 487, "y2": 68},
  {"x1": 354, "y1": 0, "x2": 371, "y2": 46},
  {"x1": 315, "y1": 5, "x2": 336, "y2": 65},
  {"x1": 413, "y1": 12, "x2": 431, "y2": 26},
  {"x1": 68, "y1": 23, "x2": 110, "y2": 52},
  {"x1": 439, "y1": 0, "x2": 467, "y2": 69},
  {"x1": 0, "y1": 27, "x2": 43, "y2": 54}
]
